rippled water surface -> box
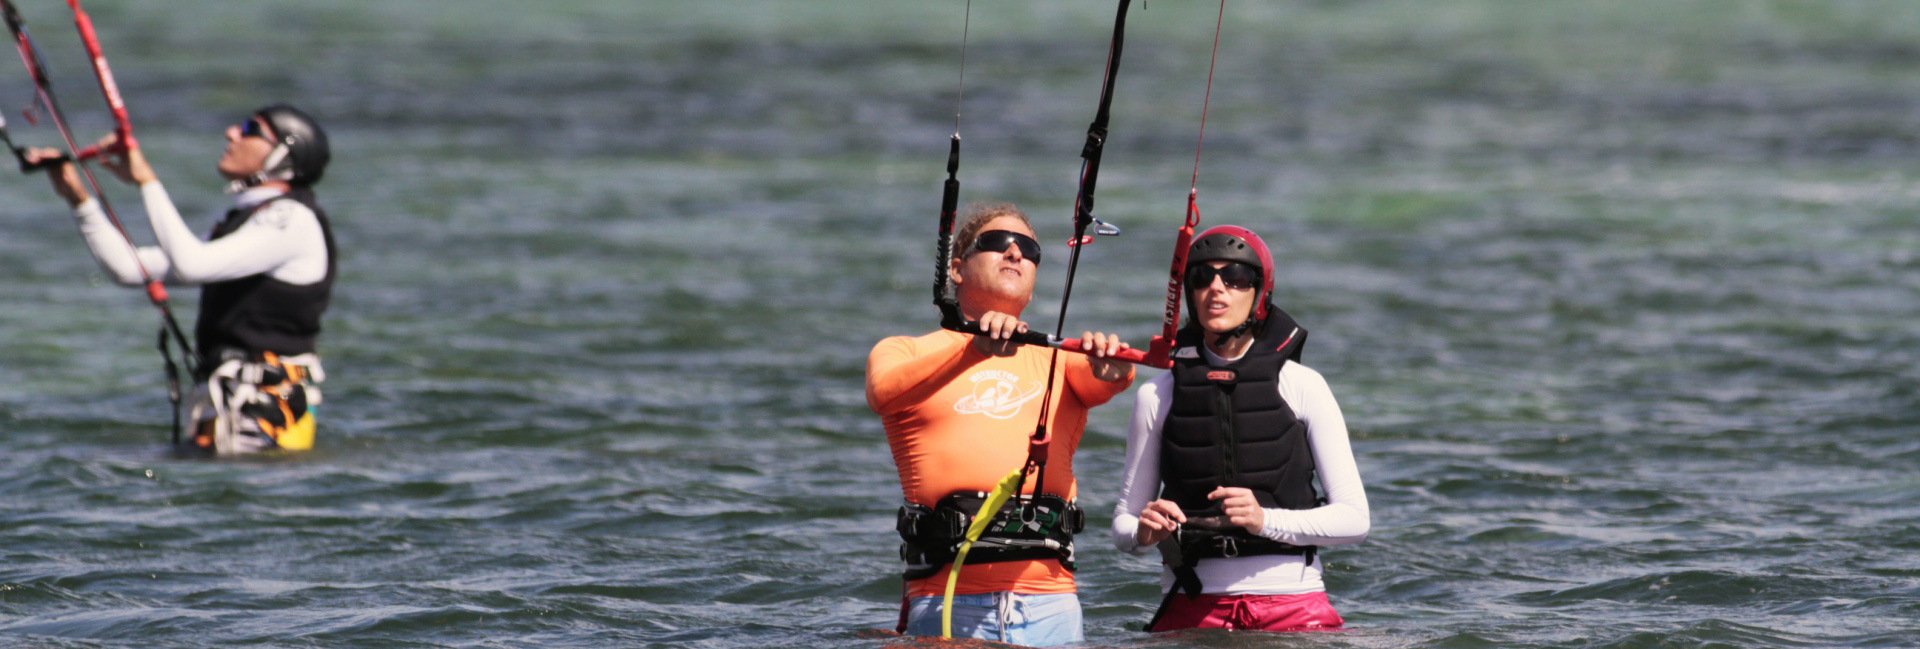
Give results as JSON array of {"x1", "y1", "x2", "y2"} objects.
[{"x1": 2, "y1": 1, "x2": 1919, "y2": 647}]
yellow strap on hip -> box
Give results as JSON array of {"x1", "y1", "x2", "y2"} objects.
[{"x1": 942, "y1": 468, "x2": 1026, "y2": 639}]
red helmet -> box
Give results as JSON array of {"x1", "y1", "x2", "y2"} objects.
[{"x1": 1186, "y1": 224, "x2": 1275, "y2": 323}]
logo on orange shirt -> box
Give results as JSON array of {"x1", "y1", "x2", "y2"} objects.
[{"x1": 953, "y1": 369, "x2": 1045, "y2": 420}]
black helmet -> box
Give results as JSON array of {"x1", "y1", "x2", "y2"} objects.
[{"x1": 253, "y1": 104, "x2": 329, "y2": 186}]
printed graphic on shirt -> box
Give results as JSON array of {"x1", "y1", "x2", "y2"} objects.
[
  {"x1": 952, "y1": 369, "x2": 1044, "y2": 420},
  {"x1": 250, "y1": 204, "x2": 295, "y2": 229}
]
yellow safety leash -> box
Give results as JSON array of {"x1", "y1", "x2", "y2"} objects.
[{"x1": 941, "y1": 468, "x2": 1025, "y2": 639}]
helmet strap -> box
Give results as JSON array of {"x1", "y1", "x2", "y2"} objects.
[
  {"x1": 226, "y1": 143, "x2": 295, "y2": 193},
  {"x1": 1213, "y1": 316, "x2": 1260, "y2": 346}
]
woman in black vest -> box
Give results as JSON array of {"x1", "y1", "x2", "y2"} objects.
[
  {"x1": 1111, "y1": 225, "x2": 1370, "y2": 632},
  {"x1": 30, "y1": 104, "x2": 334, "y2": 455}
]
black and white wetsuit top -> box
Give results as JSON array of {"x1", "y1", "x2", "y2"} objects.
[
  {"x1": 71, "y1": 182, "x2": 327, "y2": 289},
  {"x1": 70, "y1": 182, "x2": 331, "y2": 366}
]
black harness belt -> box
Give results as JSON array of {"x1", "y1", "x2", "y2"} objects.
[
  {"x1": 1156, "y1": 516, "x2": 1315, "y2": 598},
  {"x1": 896, "y1": 491, "x2": 1084, "y2": 581}
]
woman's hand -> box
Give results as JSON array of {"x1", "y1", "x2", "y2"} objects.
[
  {"x1": 25, "y1": 147, "x2": 88, "y2": 207},
  {"x1": 1134, "y1": 499, "x2": 1186, "y2": 546},
  {"x1": 1208, "y1": 486, "x2": 1266, "y2": 535},
  {"x1": 91, "y1": 133, "x2": 156, "y2": 186}
]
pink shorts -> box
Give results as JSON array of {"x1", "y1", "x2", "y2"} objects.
[{"x1": 1148, "y1": 591, "x2": 1345, "y2": 633}]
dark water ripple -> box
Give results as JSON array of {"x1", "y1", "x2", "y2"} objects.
[{"x1": 3, "y1": 1, "x2": 1920, "y2": 648}]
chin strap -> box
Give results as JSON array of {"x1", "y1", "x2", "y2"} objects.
[
  {"x1": 226, "y1": 142, "x2": 294, "y2": 193},
  {"x1": 1212, "y1": 316, "x2": 1259, "y2": 346}
]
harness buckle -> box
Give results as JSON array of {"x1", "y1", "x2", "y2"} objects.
[
  {"x1": 895, "y1": 505, "x2": 920, "y2": 539},
  {"x1": 941, "y1": 508, "x2": 971, "y2": 539},
  {"x1": 1220, "y1": 536, "x2": 1239, "y2": 558}
]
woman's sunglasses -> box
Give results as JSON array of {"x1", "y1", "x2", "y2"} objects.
[
  {"x1": 969, "y1": 229, "x2": 1042, "y2": 263},
  {"x1": 237, "y1": 118, "x2": 271, "y2": 140},
  {"x1": 1185, "y1": 263, "x2": 1259, "y2": 291}
]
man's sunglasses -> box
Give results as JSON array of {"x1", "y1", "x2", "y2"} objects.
[
  {"x1": 969, "y1": 229, "x2": 1042, "y2": 263},
  {"x1": 1185, "y1": 262, "x2": 1260, "y2": 291}
]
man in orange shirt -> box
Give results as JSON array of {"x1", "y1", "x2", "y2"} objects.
[{"x1": 868, "y1": 201, "x2": 1134, "y2": 646}]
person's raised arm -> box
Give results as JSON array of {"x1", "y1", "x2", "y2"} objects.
[
  {"x1": 1064, "y1": 331, "x2": 1135, "y2": 407},
  {"x1": 93, "y1": 133, "x2": 311, "y2": 285},
  {"x1": 138, "y1": 183, "x2": 315, "y2": 284},
  {"x1": 28, "y1": 146, "x2": 169, "y2": 286}
]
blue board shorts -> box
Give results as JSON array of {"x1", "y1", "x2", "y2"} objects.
[{"x1": 905, "y1": 591, "x2": 1082, "y2": 647}]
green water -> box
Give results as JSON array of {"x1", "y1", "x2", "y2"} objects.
[{"x1": 1, "y1": 1, "x2": 1918, "y2": 647}]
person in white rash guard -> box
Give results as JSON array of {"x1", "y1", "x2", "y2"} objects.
[
  {"x1": 27, "y1": 104, "x2": 335, "y2": 455},
  {"x1": 1111, "y1": 225, "x2": 1369, "y2": 633}
]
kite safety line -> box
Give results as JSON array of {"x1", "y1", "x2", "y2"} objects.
[
  {"x1": 929, "y1": 1, "x2": 1152, "y2": 366},
  {"x1": 1138, "y1": 0, "x2": 1228, "y2": 370},
  {"x1": 932, "y1": 0, "x2": 971, "y2": 332},
  {"x1": 1016, "y1": 0, "x2": 1137, "y2": 542}
]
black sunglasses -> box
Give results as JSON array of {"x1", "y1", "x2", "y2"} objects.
[
  {"x1": 237, "y1": 118, "x2": 271, "y2": 140},
  {"x1": 969, "y1": 229, "x2": 1042, "y2": 263},
  {"x1": 1185, "y1": 263, "x2": 1259, "y2": 291}
]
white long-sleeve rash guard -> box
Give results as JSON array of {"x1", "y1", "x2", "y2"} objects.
[
  {"x1": 1111, "y1": 346, "x2": 1371, "y2": 596},
  {"x1": 70, "y1": 181, "x2": 327, "y2": 287}
]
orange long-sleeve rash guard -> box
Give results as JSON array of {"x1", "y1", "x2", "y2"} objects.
[{"x1": 867, "y1": 329, "x2": 1134, "y2": 597}]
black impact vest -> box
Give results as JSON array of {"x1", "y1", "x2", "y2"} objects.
[
  {"x1": 194, "y1": 188, "x2": 335, "y2": 370},
  {"x1": 1148, "y1": 307, "x2": 1325, "y2": 607},
  {"x1": 1159, "y1": 306, "x2": 1320, "y2": 527}
]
